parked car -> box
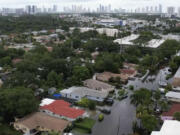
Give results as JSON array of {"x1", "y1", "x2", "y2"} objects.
[
  {"x1": 100, "y1": 107, "x2": 111, "y2": 114},
  {"x1": 159, "y1": 88, "x2": 165, "y2": 94},
  {"x1": 105, "y1": 98, "x2": 114, "y2": 105},
  {"x1": 159, "y1": 81, "x2": 167, "y2": 87},
  {"x1": 119, "y1": 94, "x2": 128, "y2": 100}
]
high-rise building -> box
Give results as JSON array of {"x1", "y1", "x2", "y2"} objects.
[
  {"x1": 15, "y1": 8, "x2": 24, "y2": 15},
  {"x1": 53, "y1": 5, "x2": 58, "y2": 13},
  {"x1": 167, "y1": 6, "x2": 175, "y2": 15},
  {"x1": 159, "y1": 4, "x2": 162, "y2": 13},
  {"x1": 146, "y1": 6, "x2": 149, "y2": 13},
  {"x1": 26, "y1": 5, "x2": 31, "y2": 14},
  {"x1": 150, "y1": 6, "x2": 153, "y2": 13},
  {"x1": 108, "y1": 4, "x2": 111, "y2": 12},
  {"x1": 25, "y1": 5, "x2": 37, "y2": 14},
  {"x1": 178, "y1": 7, "x2": 180, "y2": 17},
  {"x1": 32, "y1": 5, "x2": 37, "y2": 14},
  {"x1": 155, "y1": 6, "x2": 158, "y2": 13}
]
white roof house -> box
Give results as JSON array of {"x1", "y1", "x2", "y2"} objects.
[
  {"x1": 60, "y1": 87, "x2": 108, "y2": 102},
  {"x1": 151, "y1": 120, "x2": 180, "y2": 135},
  {"x1": 114, "y1": 34, "x2": 139, "y2": 45},
  {"x1": 165, "y1": 91, "x2": 180, "y2": 102}
]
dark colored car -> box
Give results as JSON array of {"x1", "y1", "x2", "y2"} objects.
[
  {"x1": 105, "y1": 98, "x2": 114, "y2": 105},
  {"x1": 119, "y1": 94, "x2": 128, "y2": 100}
]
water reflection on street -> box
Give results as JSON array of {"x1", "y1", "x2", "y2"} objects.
[{"x1": 127, "y1": 67, "x2": 173, "y2": 91}]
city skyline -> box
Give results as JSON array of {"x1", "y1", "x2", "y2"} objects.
[{"x1": 0, "y1": 0, "x2": 179, "y2": 12}]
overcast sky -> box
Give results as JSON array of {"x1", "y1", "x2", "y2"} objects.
[{"x1": 0, "y1": 0, "x2": 179, "y2": 11}]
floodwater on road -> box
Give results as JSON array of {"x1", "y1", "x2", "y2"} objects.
[
  {"x1": 127, "y1": 67, "x2": 173, "y2": 91},
  {"x1": 92, "y1": 91, "x2": 136, "y2": 135}
]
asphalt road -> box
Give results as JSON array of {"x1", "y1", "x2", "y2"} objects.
[{"x1": 91, "y1": 91, "x2": 136, "y2": 135}]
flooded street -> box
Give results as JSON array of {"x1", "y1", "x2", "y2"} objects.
[
  {"x1": 127, "y1": 67, "x2": 173, "y2": 91},
  {"x1": 92, "y1": 90, "x2": 136, "y2": 135},
  {"x1": 91, "y1": 67, "x2": 173, "y2": 135}
]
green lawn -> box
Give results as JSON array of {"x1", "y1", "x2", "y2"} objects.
[
  {"x1": 75, "y1": 118, "x2": 95, "y2": 128},
  {"x1": 73, "y1": 118, "x2": 96, "y2": 134}
]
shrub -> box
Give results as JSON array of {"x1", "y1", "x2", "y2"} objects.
[
  {"x1": 173, "y1": 112, "x2": 180, "y2": 121},
  {"x1": 77, "y1": 98, "x2": 96, "y2": 110},
  {"x1": 129, "y1": 85, "x2": 134, "y2": 90}
]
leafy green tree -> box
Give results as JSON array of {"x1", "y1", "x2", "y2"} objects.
[
  {"x1": 95, "y1": 53, "x2": 123, "y2": 73},
  {"x1": 0, "y1": 125, "x2": 21, "y2": 135},
  {"x1": 173, "y1": 112, "x2": 180, "y2": 121},
  {"x1": 141, "y1": 113, "x2": 158, "y2": 133},
  {"x1": 154, "y1": 90, "x2": 161, "y2": 101},
  {"x1": 130, "y1": 88, "x2": 152, "y2": 106},
  {"x1": 72, "y1": 66, "x2": 90, "y2": 83},
  {"x1": 47, "y1": 71, "x2": 63, "y2": 88},
  {"x1": 77, "y1": 98, "x2": 96, "y2": 110},
  {"x1": 4, "y1": 71, "x2": 38, "y2": 88},
  {"x1": 0, "y1": 87, "x2": 39, "y2": 122}
]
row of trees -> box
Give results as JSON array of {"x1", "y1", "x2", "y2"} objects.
[
  {"x1": 130, "y1": 88, "x2": 168, "y2": 134},
  {"x1": 0, "y1": 15, "x2": 78, "y2": 34}
]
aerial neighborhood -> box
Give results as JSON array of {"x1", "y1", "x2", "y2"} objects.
[{"x1": 0, "y1": 3, "x2": 180, "y2": 135}]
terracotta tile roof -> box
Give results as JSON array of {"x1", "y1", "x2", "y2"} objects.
[
  {"x1": 15, "y1": 112, "x2": 70, "y2": 132},
  {"x1": 40, "y1": 100, "x2": 85, "y2": 119},
  {"x1": 162, "y1": 104, "x2": 180, "y2": 117}
]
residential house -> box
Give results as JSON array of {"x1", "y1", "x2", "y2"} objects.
[
  {"x1": 120, "y1": 69, "x2": 137, "y2": 79},
  {"x1": 83, "y1": 79, "x2": 115, "y2": 92},
  {"x1": 161, "y1": 103, "x2": 180, "y2": 121},
  {"x1": 60, "y1": 86, "x2": 108, "y2": 102},
  {"x1": 172, "y1": 67, "x2": 180, "y2": 91},
  {"x1": 165, "y1": 91, "x2": 180, "y2": 103},
  {"x1": 96, "y1": 72, "x2": 129, "y2": 83},
  {"x1": 40, "y1": 98, "x2": 86, "y2": 121},
  {"x1": 33, "y1": 35, "x2": 50, "y2": 43},
  {"x1": 56, "y1": 29, "x2": 64, "y2": 34},
  {"x1": 14, "y1": 112, "x2": 70, "y2": 134},
  {"x1": 151, "y1": 120, "x2": 180, "y2": 135}
]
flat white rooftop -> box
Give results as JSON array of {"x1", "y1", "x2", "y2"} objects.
[
  {"x1": 40, "y1": 98, "x2": 55, "y2": 106},
  {"x1": 114, "y1": 34, "x2": 139, "y2": 45},
  {"x1": 165, "y1": 91, "x2": 180, "y2": 99},
  {"x1": 151, "y1": 120, "x2": 180, "y2": 135},
  {"x1": 146, "y1": 39, "x2": 165, "y2": 48}
]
